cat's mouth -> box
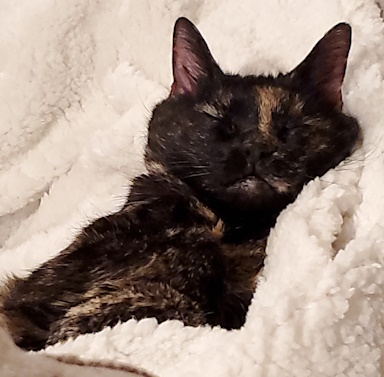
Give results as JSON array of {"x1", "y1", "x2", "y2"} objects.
[
  {"x1": 227, "y1": 176, "x2": 270, "y2": 196},
  {"x1": 230, "y1": 176, "x2": 263, "y2": 190},
  {"x1": 228, "y1": 175, "x2": 290, "y2": 195}
]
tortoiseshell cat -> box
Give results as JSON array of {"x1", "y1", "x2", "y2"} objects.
[{"x1": 1, "y1": 18, "x2": 360, "y2": 351}]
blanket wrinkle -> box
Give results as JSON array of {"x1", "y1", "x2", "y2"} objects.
[{"x1": 1, "y1": 0, "x2": 384, "y2": 376}]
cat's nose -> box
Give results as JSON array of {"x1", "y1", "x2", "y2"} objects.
[{"x1": 243, "y1": 142, "x2": 267, "y2": 163}]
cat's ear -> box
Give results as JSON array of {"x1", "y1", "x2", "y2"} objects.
[
  {"x1": 290, "y1": 23, "x2": 351, "y2": 110},
  {"x1": 171, "y1": 17, "x2": 222, "y2": 96}
]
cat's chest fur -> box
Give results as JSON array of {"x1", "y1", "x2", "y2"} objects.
[{"x1": 115, "y1": 171, "x2": 266, "y2": 305}]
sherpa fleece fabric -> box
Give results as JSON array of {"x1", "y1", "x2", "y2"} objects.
[{"x1": 1, "y1": 1, "x2": 384, "y2": 377}]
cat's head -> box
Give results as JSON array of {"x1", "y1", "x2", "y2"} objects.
[{"x1": 145, "y1": 18, "x2": 360, "y2": 230}]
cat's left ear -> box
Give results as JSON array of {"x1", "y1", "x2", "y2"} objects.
[
  {"x1": 290, "y1": 23, "x2": 351, "y2": 110},
  {"x1": 170, "y1": 17, "x2": 223, "y2": 96}
]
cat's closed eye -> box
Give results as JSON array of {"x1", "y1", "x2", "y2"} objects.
[
  {"x1": 212, "y1": 115, "x2": 238, "y2": 141},
  {"x1": 273, "y1": 113, "x2": 300, "y2": 141}
]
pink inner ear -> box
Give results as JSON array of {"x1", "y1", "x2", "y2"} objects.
[
  {"x1": 292, "y1": 23, "x2": 351, "y2": 110},
  {"x1": 172, "y1": 42, "x2": 202, "y2": 95},
  {"x1": 313, "y1": 41, "x2": 348, "y2": 110},
  {"x1": 170, "y1": 18, "x2": 212, "y2": 97}
]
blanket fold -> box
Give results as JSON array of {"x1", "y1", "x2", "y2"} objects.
[{"x1": 1, "y1": 0, "x2": 384, "y2": 376}]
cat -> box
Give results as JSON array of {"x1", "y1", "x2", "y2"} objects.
[{"x1": 1, "y1": 17, "x2": 360, "y2": 351}]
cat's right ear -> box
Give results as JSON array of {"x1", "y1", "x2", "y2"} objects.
[
  {"x1": 170, "y1": 17, "x2": 222, "y2": 97},
  {"x1": 289, "y1": 23, "x2": 352, "y2": 110}
]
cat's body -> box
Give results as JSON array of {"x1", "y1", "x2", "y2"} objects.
[
  {"x1": 1, "y1": 18, "x2": 360, "y2": 351},
  {"x1": 4, "y1": 172, "x2": 266, "y2": 350}
]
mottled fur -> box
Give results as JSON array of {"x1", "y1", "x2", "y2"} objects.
[{"x1": 1, "y1": 18, "x2": 360, "y2": 351}]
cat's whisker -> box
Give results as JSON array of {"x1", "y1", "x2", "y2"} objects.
[
  {"x1": 317, "y1": 178, "x2": 353, "y2": 189},
  {"x1": 168, "y1": 162, "x2": 211, "y2": 171},
  {"x1": 335, "y1": 144, "x2": 381, "y2": 172},
  {"x1": 182, "y1": 172, "x2": 211, "y2": 179},
  {"x1": 135, "y1": 81, "x2": 152, "y2": 116},
  {"x1": 168, "y1": 161, "x2": 191, "y2": 165},
  {"x1": 360, "y1": 143, "x2": 382, "y2": 163},
  {"x1": 188, "y1": 166, "x2": 211, "y2": 170},
  {"x1": 168, "y1": 161, "x2": 209, "y2": 167}
]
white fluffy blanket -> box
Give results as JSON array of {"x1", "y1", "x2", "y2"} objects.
[{"x1": 1, "y1": 1, "x2": 384, "y2": 376}]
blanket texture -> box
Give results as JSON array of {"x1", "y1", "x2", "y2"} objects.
[{"x1": 1, "y1": 1, "x2": 384, "y2": 376}]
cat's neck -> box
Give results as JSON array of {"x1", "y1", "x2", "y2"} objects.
[
  {"x1": 128, "y1": 171, "x2": 278, "y2": 244},
  {"x1": 202, "y1": 193, "x2": 279, "y2": 243}
]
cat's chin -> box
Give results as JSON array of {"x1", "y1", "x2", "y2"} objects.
[
  {"x1": 229, "y1": 175, "x2": 291, "y2": 195},
  {"x1": 225, "y1": 176, "x2": 278, "y2": 202},
  {"x1": 229, "y1": 176, "x2": 267, "y2": 193},
  {"x1": 224, "y1": 175, "x2": 291, "y2": 208},
  {"x1": 214, "y1": 176, "x2": 288, "y2": 220}
]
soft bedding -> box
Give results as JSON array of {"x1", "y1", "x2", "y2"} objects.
[{"x1": 1, "y1": 1, "x2": 384, "y2": 376}]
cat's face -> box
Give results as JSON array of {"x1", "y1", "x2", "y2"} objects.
[{"x1": 146, "y1": 18, "x2": 360, "y2": 224}]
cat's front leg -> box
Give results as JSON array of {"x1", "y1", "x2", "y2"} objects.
[{"x1": 46, "y1": 280, "x2": 207, "y2": 346}]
